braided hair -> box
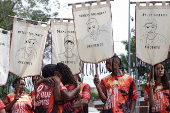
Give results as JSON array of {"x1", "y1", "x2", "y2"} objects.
[{"x1": 55, "y1": 63, "x2": 77, "y2": 87}]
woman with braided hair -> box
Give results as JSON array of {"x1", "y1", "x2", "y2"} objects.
[
  {"x1": 54, "y1": 62, "x2": 81, "y2": 113},
  {"x1": 144, "y1": 63, "x2": 170, "y2": 113}
]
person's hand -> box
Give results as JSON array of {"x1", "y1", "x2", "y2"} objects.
[
  {"x1": 150, "y1": 79, "x2": 155, "y2": 89},
  {"x1": 14, "y1": 81, "x2": 20, "y2": 101},
  {"x1": 14, "y1": 93, "x2": 19, "y2": 101},
  {"x1": 44, "y1": 77, "x2": 53, "y2": 83},
  {"x1": 93, "y1": 74, "x2": 100, "y2": 87},
  {"x1": 52, "y1": 76, "x2": 60, "y2": 83}
]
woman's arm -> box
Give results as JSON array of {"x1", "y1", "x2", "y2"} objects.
[
  {"x1": 149, "y1": 79, "x2": 155, "y2": 106},
  {"x1": 73, "y1": 98, "x2": 88, "y2": 108},
  {"x1": 52, "y1": 76, "x2": 64, "y2": 102},
  {"x1": 61, "y1": 85, "x2": 80, "y2": 99},
  {"x1": 5, "y1": 94, "x2": 19, "y2": 112}
]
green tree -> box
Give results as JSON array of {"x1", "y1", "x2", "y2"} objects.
[
  {"x1": 0, "y1": 0, "x2": 60, "y2": 100},
  {"x1": 120, "y1": 28, "x2": 150, "y2": 83},
  {"x1": 90, "y1": 92, "x2": 98, "y2": 101}
]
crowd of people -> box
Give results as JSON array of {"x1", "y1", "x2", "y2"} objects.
[{"x1": 0, "y1": 55, "x2": 169, "y2": 113}]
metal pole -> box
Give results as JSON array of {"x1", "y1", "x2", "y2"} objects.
[
  {"x1": 135, "y1": 57, "x2": 139, "y2": 113},
  {"x1": 128, "y1": 0, "x2": 131, "y2": 76}
]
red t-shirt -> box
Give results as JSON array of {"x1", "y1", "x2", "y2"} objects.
[
  {"x1": 0, "y1": 99, "x2": 5, "y2": 111},
  {"x1": 100, "y1": 73, "x2": 139, "y2": 113},
  {"x1": 57, "y1": 84, "x2": 75, "y2": 113},
  {"x1": 144, "y1": 83, "x2": 169, "y2": 113},
  {"x1": 35, "y1": 81, "x2": 66, "y2": 113},
  {"x1": 74, "y1": 83, "x2": 91, "y2": 113},
  {"x1": 4, "y1": 93, "x2": 33, "y2": 113}
]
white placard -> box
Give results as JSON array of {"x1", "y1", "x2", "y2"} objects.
[{"x1": 10, "y1": 18, "x2": 49, "y2": 77}]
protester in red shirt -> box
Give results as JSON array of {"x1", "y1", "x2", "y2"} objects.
[
  {"x1": 4, "y1": 78, "x2": 33, "y2": 113},
  {"x1": 0, "y1": 99, "x2": 5, "y2": 113},
  {"x1": 34, "y1": 63, "x2": 81, "y2": 113},
  {"x1": 93, "y1": 55, "x2": 139, "y2": 113},
  {"x1": 73, "y1": 74, "x2": 91, "y2": 113},
  {"x1": 54, "y1": 63, "x2": 81, "y2": 113},
  {"x1": 144, "y1": 63, "x2": 170, "y2": 113}
]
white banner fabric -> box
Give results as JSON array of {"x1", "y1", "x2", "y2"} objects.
[
  {"x1": 136, "y1": 5, "x2": 170, "y2": 65},
  {"x1": 72, "y1": 2, "x2": 114, "y2": 63},
  {"x1": 51, "y1": 19, "x2": 80, "y2": 75},
  {"x1": 9, "y1": 18, "x2": 49, "y2": 78},
  {"x1": 0, "y1": 30, "x2": 10, "y2": 86}
]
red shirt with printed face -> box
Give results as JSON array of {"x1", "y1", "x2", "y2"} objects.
[
  {"x1": 144, "y1": 83, "x2": 169, "y2": 113},
  {"x1": 100, "y1": 73, "x2": 139, "y2": 113},
  {"x1": 57, "y1": 84, "x2": 75, "y2": 113},
  {"x1": 0, "y1": 99, "x2": 5, "y2": 111},
  {"x1": 35, "y1": 81, "x2": 66, "y2": 113},
  {"x1": 4, "y1": 93, "x2": 33, "y2": 113},
  {"x1": 74, "y1": 83, "x2": 91, "y2": 113}
]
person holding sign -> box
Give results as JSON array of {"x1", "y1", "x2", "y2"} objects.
[
  {"x1": 93, "y1": 55, "x2": 139, "y2": 113},
  {"x1": 0, "y1": 99, "x2": 5, "y2": 113},
  {"x1": 144, "y1": 63, "x2": 170, "y2": 113},
  {"x1": 73, "y1": 74, "x2": 91, "y2": 113},
  {"x1": 4, "y1": 78, "x2": 33, "y2": 113}
]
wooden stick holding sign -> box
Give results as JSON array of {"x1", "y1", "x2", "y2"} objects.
[
  {"x1": 8, "y1": 15, "x2": 48, "y2": 25},
  {"x1": 130, "y1": 1, "x2": 170, "y2": 4},
  {"x1": 68, "y1": 0, "x2": 114, "y2": 6}
]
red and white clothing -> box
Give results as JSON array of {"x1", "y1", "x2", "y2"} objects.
[
  {"x1": 57, "y1": 84, "x2": 76, "y2": 113},
  {"x1": 100, "y1": 73, "x2": 139, "y2": 113},
  {"x1": 74, "y1": 83, "x2": 91, "y2": 113},
  {"x1": 34, "y1": 81, "x2": 66, "y2": 113},
  {"x1": 144, "y1": 82, "x2": 169, "y2": 113},
  {"x1": 4, "y1": 93, "x2": 33, "y2": 113},
  {"x1": 0, "y1": 99, "x2": 5, "y2": 111}
]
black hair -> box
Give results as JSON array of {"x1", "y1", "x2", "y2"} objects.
[
  {"x1": 42, "y1": 64, "x2": 56, "y2": 78},
  {"x1": 149, "y1": 63, "x2": 169, "y2": 90},
  {"x1": 111, "y1": 54, "x2": 121, "y2": 72},
  {"x1": 12, "y1": 78, "x2": 25, "y2": 88},
  {"x1": 55, "y1": 63, "x2": 77, "y2": 87}
]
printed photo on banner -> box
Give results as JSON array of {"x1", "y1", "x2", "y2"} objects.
[
  {"x1": 0, "y1": 30, "x2": 10, "y2": 86},
  {"x1": 9, "y1": 18, "x2": 48, "y2": 77},
  {"x1": 73, "y1": 2, "x2": 114, "y2": 63},
  {"x1": 136, "y1": 5, "x2": 170, "y2": 65},
  {"x1": 51, "y1": 20, "x2": 80, "y2": 75}
]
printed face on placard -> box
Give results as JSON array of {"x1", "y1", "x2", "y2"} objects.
[
  {"x1": 144, "y1": 23, "x2": 157, "y2": 36},
  {"x1": 25, "y1": 39, "x2": 37, "y2": 51},
  {"x1": 87, "y1": 21, "x2": 99, "y2": 35}
]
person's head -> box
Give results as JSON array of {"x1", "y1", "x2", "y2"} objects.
[
  {"x1": 42, "y1": 64, "x2": 56, "y2": 78},
  {"x1": 86, "y1": 18, "x2": 99, "y2": 35},
  {"x1": 12, "y1": 78, "x2": 26, "y2": 94},
  {"x1": 143, "y1": 19, "x2": 157, "y2": 36},
  {"x1": 106, "y1": 55, "x2": 121, "y2": 74},
  {"x1": 64, "y1": 35, "x2": 74, "y2": 52},
  {"x1": 149, "y1": 63, "x2": 169, "y2": 90},
  {"x1": 54, "y1": 63, "x2": 77, "y2": 87}
]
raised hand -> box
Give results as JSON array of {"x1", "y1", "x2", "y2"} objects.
[
  {"x1": 93, "y1": 74, "x2": 100, "y2": 87},
  {"x1": 150, "y1": 79, "x2": 155, "y2": 89},
  {"x1": 14, "y1": 81, "x2": 20, "y2": 101}
]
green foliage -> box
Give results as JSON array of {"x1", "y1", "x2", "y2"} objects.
[
  {"x1": 25, "y1": 88, "x2": 30, "y2": 94},
  {"x1": 90, "y1": 92, "x2": 98, "y2": 101},
  {"x1": 120, "y1": 28, "x2": 150, "y2": 83},
  {"x1": 0, "y1": 0, "x2": 60, "y2": 100}
]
